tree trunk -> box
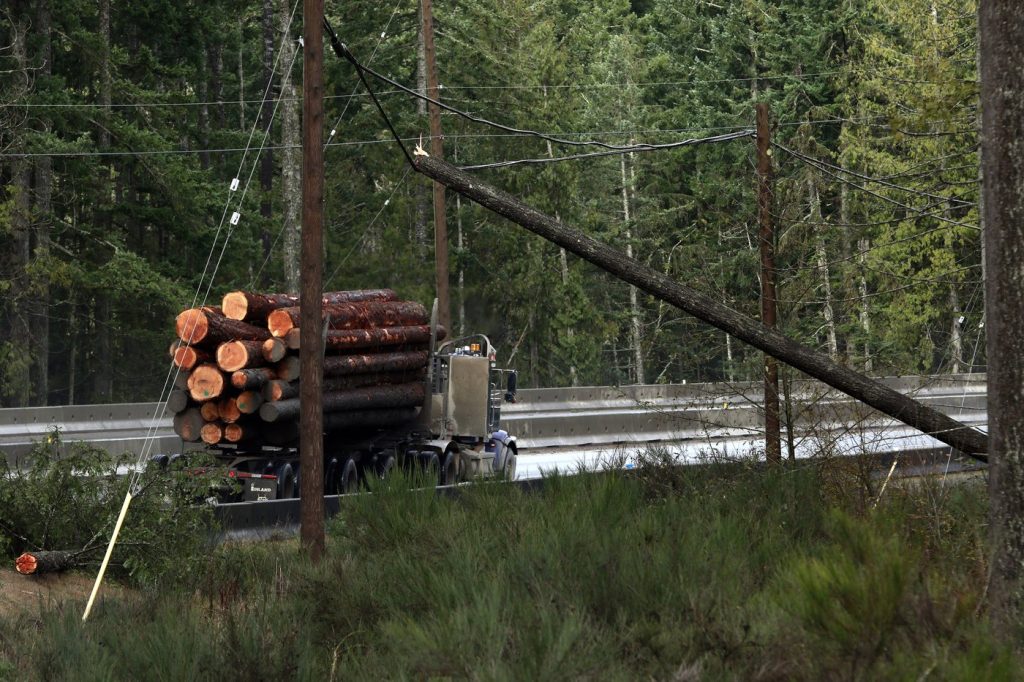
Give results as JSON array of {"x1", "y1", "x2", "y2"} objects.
[
  {"x1": 3, "y1": 16, "x2": 32, "y2": 407},
  {"x1": 15, "y1": 550, "x2": 78, "y2": 575},
  {"x1": 32, "y1": 0, "x2": 53, "y2": 405},
  {"x1": 238, "y1": 18, "x2": 246, "y2": 130},
  {"x1": 176, "y1": 307, "x2": 271, "y2": 346},
  {"x1": 858, "y1": 237, "x2": 872, "y2": 372},
  {"x1": 949, "y1": 284, "x2": 963, "y2": 374},
  {"x1": 266, "y1": 300, "x2": 427, "y2": 337},
  {"x1": 95, "y1": 0, "x2": 113, "y2": 403},
  {"x1": 280, "y1": 0, "x2": 301, "y2": 292},
  {"x1": 809, "y1": 174, "x2": 839, "y2": 360},
  {"x1": 259, "y1": 0, "x2": 275, "y2": 283},
  {"x1": 413, "y1": 154, "x2": 988, "y2": 458},
  {"x1": 322, "y1": 350, "x2": 429, "y2": 377},
  {"x1": 620, "y1": 153, "x2": 645, "y2": 385},
  {"x1": 978, "y1": 0, "x2": 1024, "y2": 635}
]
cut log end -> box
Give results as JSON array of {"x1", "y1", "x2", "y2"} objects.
[
  {"x1": 201, "y1": 422, "x2": 224, "y2": 445},
  {"x1": 188, "y1": 364, "x2": 226, "y2": 402},
  {"x1": 267, "y1": 308, "x2": 296, "y2": 338},
  {"x1": 15, "y1": 550, "x2": 76, "y2": 575},
  {"x1": 262, "y1": 337, "x2": 286, "y2": 363},
  {"x1": 217, "y1": 340, "x2": 265, "y2": 373},
  {"x1": 221, "y1": 291, "x2": 249, "y2": 321},
  {"x1": 175, "y1": 308, "x2": 210, "y2": 345}
]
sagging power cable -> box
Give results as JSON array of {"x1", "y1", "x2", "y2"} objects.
[{"x1": 323, "y1": 18, "x2": 753, "y2": 160}]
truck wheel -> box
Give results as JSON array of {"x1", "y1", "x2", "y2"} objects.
[
  {"x1": 376, "y1": 455, "x2": 397, "y2": 480},
  {"x1": 276, "y1": 463, "x2": 296, "y2": 499},
  {"x1": 502, "y1": 446, "x2": 517, "y2": 481},
  {"x1": 339, "y1": 457, "x2": 359, "y2": 494},
  {"x1": 420, "y1": 452, "x2": 440, "y2": 484},
  {"x1": 440, "y1": 450, "x2": 458, "y2": 486}
]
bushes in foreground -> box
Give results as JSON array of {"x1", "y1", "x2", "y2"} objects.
[{"x1": 0, "y1": 460, "x2": 1016, "y2": 680}]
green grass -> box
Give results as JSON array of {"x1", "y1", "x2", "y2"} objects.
[{"x1": 0, "y1": 459, "x2": 1016, "y2": 681}]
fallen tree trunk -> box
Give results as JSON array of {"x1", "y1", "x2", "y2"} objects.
[
  {"x1": 201, "y1": 421, "x2": 224, "y2": 445},
  {"x1": 169, "y1": 342, "x2": 211, "y2": 370},
  {"x1": 323, "y1": 350, "x2": 430, "y2": 377},
  {"x1": 267, "y1": 300, "x2": 428, "y2": 337},
  {"x1": 413, "y1": 153, "x2": 989, "y2": 459},
  {"x1": 188, "y1": 364, "x2": 227, "y2": 402},
  {"x1": 262, "y1": 337, "x2": 287, "y2": 363},
  {"x1": 285, "y1": 325, "x2": 445, "y2": 350},
  {"x1": 216, "y1": 339, "x2": 266, "y2": 372},
  {"x1": 259, "y1": 382, "x2": 426, "y2": 422},
  {"x1": 173, "y1": 408, "x2": 204, "y2": 442},
  {"x1": 236, "y1": 390, "x2": 263, "y2": 414},
  {"x1": 15, "y1": 550, "x2": 78, "y2": 575},
  {"x1": 176, "y1": 307, "x2": 270, "y2": 346},
  {"x1": 221, "y1": 289, "x2": 398, "y2": 321},
  {"x1": 166, "y1": 388, "x2": 190, "y2": 414},
  {"x1": 231, "y1": 367, "x2": 276, "y2": 391},
  {"x1": 200, "y1": 400, "x2": 221, "y2": 422}
]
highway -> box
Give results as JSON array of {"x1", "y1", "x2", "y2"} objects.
[{"x1": 0, "y1": 374, "x2": 987, "y2": 478}]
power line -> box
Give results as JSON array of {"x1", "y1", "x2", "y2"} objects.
[{"x1": 460, "y1": 130, "x2": 754, "y2": 170}]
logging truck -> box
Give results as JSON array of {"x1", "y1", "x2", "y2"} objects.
[{"x1": 166, "y1": 292, "x2": 518, "y2": 501}]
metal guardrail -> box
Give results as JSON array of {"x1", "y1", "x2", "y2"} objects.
[{"x1": 0, "y1": 374, "x2": 987, "y2": 464}]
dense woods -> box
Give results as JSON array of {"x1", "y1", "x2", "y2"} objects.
[{"x1": 0, "y1": 0, "x2": 982, "y2": 407}]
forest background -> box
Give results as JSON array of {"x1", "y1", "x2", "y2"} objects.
[{"x1": 0, "y1": 0, "x2": 982, "y2": 407}]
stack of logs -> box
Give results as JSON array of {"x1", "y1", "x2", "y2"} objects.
[{"x1": 168, "y1": 289, "x2": 440, "y2": 447}]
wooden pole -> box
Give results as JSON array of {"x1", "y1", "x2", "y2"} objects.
[
  {"x1": 300, "y1": 0, "x2": 325, "y2": 561},
  {"x1": 411, "y1": 153, "x2": 988, "y2": 459},
  {"x1": 756, "y1": 103, "x2": 781, "y2": 465},
  {"x1": 421, "y1": 0, "x2": 451, "y2": 332}
]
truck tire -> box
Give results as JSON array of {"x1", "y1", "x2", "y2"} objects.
[
  {"x1": 376, "y1": 454, "x2": 397, "y2": 480},
  {"x1": 339, "y1": 457, "x2": 358, "y2": 494},
  {"x1": 420, "y1": 451, "x2": 440, "y2": 484},
  {"x1": 276, "y1": 463, "x2": 296, "y2": 499},
  {"x1": 502, "y1": 445, "x2": 517, "y2": 481},
  {"x1": 440, "y1": 450, "x2": 458, "y2": 486}
]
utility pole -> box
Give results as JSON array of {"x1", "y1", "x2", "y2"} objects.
[
  {"x1": 421, "y1": 0, "x2": 451, "y2": 331},
  {"x1": 299, "y1": 0, "x2": 325, "y2": 560},
  {"x1": 756, "y1": 103, "x2": 781, "y2": 465}
]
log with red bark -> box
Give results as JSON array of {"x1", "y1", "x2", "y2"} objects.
[
  {"x1": 201, "y1": 421, "x2": 224, "y2": 445},
  {"x1": 174, "y1": 371, "x2": 190, "y2": 391},
  {"x1": 218, "y1": 397, "x2": 241, "y2": 423},
  {"x1": 324, "y1": 368, "x2": 427, "y2": 391},
  {"x1": 323, "y1": 407, "x2": 418, "y2": 431},
  {"x1": 231, "y1": 367, "x2": 276, "y2": 391},
  {"x1": 173, "y1": 408, "x2": 204, "y2": 442},
  {"x1": 323, "y1": 350, "x2": 430, "y2": 377},
  {"x1": 169, "y1": 341, "x2": 211, "y2": 370},
  {"x1": 263, "y1": 379, "x2": 299, "y2": 402},
  {"x1": 223, "y1": 421, "x2": 259, "y2": 443},
  {"x1": 267, "y1": 300, "x2": 428, "y2": 337},
  {"x1": 221, "y1": 289, "x2": 398, "y2": 321},
  {"x1": 259, "y1": 382, "x2": 426, "y2": 422},
  {"x1": 216, "y1": 339, "x2": 266, "y2": 372},
  {"x1": 284, "y1": 325, "x2": 443, "y2": 352},
  {"x1": 167, "y1": 389, "x2": 190, "y2": 414},
  {"x1": 15, "y1": 550, "x2": 78, "y2": 575},
  {"x1": 188, "y1": 364, "x2": 227, "y2": 402},
  {"x1": 275, "y1": 355, "x2": 301, "y2": 382},
  {"x1": 236, "y1": 390, "x2": 263, "y2": 414},
  {"x1": 262, "y1": 337, "x2": 287, "y2": 363},
  {"x1": 176, "y1": 307, "x2": 270, "y2": 347},
  {"x1": 200, "y1": 401, "x2": 221, "y2": 421}
]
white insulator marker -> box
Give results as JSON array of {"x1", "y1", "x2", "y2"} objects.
[
  {"x1": 230, "y1": 211, "x2": 241, "y2": 226},
  {"x1": 230, "y1": 178, "x2": 240, "y2": 191}
]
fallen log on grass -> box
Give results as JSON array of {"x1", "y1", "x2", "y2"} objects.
[{"x1": 15, "y1": 550, "x2": 78, "y2": 575}]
